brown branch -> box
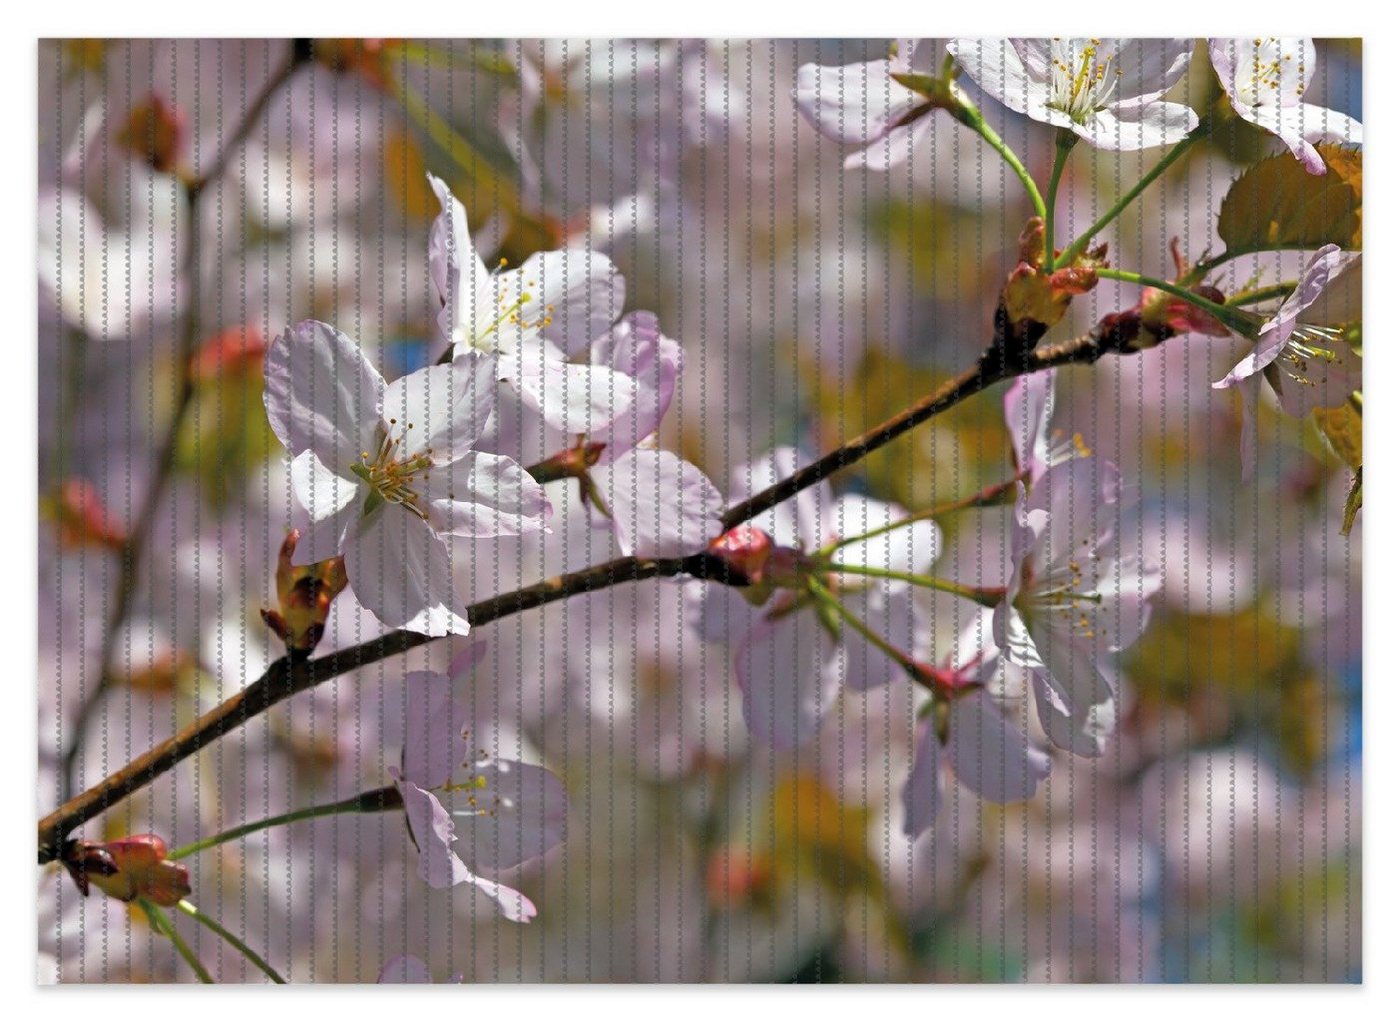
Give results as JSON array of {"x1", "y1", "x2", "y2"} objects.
[
  {"x1": 40, "y1": 554, "x2": 698, "y2": 863},
  {"x1": 38, "y1": 301, "x2": 1128, "y2": 864},
  {"x1": 58, "y1": 45, "x2": 310, "y2": 801}
]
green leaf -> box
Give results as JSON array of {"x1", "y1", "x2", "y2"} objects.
[{"x1": 1217, "y1": 145, "x2": 1362, "y2": 255}]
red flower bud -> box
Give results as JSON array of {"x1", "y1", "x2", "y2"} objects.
[
  {"x1": 190, "y1": 325, "x2": 267, "y2": 383},
  {"x1": 46, "y1": 478, "x2": 127, "y2": 551},
  {"x1": 705, "y1": 846, "x2": 774, "y2": 909}
]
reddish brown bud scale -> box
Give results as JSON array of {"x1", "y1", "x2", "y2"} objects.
[
  {"x1": 62, "y1": 835, "x2": 191, "y2": 907},
  {"x1": 262, "y1": 531, "x2": 349, "y2": 658},
  {"x1": 114, "y1": 95, "x2": 187, "y2": 174}
]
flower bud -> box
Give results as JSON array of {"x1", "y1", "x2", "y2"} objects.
[
  {"x1": 704, "y1": 846, "x2": 774, "y2": 910},
  {"x1": 190, "y1": 325, "x2": 266, "y2": 383},
  {"x1": 114, "y1": 94, "x2": 187, "y2": 174},
  {"x1": 260, "y1": 531, "x2": 349, "y2": 659},
  {"x1": 704, "y1": 525, "x2": 773, "y2": 587},
  {"x1": 62, "y1": 835, "x2": 191, "y2": 907},
  {"x1": 45, "y1": 478, "x2": 127, "y2": 551}
]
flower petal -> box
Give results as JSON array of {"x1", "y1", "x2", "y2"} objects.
[
  {"x1": 1031, "y1": 667, "x2": 1115, "y2": 757},
  {"x1": 1110, "y1": 38, "x2": 1194, "y2": 106},
  {"x1": 288, "y1": 450, "x2": 358, "y2": 565},
  {"x1": 264, "y1": 320, "x2": 384, "y2": 473},
  {"x1": 730, "y1": 447, "x2": 828, "y2": 550},
  {"x1": 734, "y1": 611, "x2": 838, "y2": 748},
  {"x1": 836, "y1": 587, "x2": 922, "y2": 692},
  {"x1": 592, "y1": 449, "x2": 724, "y2": 558},
  {"x1": 684, "y1": 579, "x2": 756, "y2": 644},
  {"x1": 491, "y1": 250, "x2": 625, "y2": 357},
  {"x1": 828, "y1": 495, "x2": 941, "y2": 586},
  {"x1": 401, "y1": 670, "x2": 467, "y2": 789},
  {"x1": 948, "y1": 39, "x2": 1036, "y2": 115},
  {"x1": 427, "y1": 173, "x2": 491, "y2": 350},
  {"x1": 947, "y1": 689, "x2": 1050, "y2": 800},
  {"x1": 507, "y1": 349, "x2": 641, "y2": 435},
  {"x1": 589, "y1": 311, "x2": 683, "y2": 459},
  {"x1": 395, "y1": 775, "x2": 472, "y2": 889},
  {"x1": 1081, "y1": 101, "x2": 1197, "y2": 151},
  {"x1": 380, "y1": 353, "x2": 500, "y2": 464},
  {"x1": 1004, "y1": 369, "x2": 1056, "y2": 483},
  {"x1": 843, "y1": 117, "x2": 931, "y2": 171},
  {"x1": 1300, "y1": 101, "x2": 1362, "y2": 146},
  {"x1": 901, "y1": 718, "x2": 945, "y2": 839},
  {"x1": 452, "y1": 759, "x2": 568, "y2": 870},
  {"x1": 794, "y1": 56, "x2": 924, "y2": 144},
  {"x1": 396, "y1": 775, "x2": 537, "y2": 922},
  {"x1": 344, "y1": 507, "x2": 471, "y2": 636},
  {"x1": 422, "y1": 451, "x2": 552, "y2": 538},
  {"x1": 1214, "y1": 245, "x2": 1344, "y2": 388}
]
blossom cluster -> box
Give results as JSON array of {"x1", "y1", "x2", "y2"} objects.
[{"x1": 37, "y1": 37, "x2": 1361, "y2": 981}]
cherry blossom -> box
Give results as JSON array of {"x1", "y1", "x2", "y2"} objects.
[
  {"x1": 1211, "y1": 245, "x2": 1360, "y2": 476},
  {"x1": 947, "y1": 38, "x2": 1197, "y2": 150},
  {"x1": 264, "y1": 319, "x2": 550, "y2": 636},
  {"x1": 687, "y1": 447, "x2": 939, "y2": 748},
  {"x1": 902, "y1": 612, "x2": 1050, "y2": 839},
  {"x1": 1209, "y1": 38, "x2": 1362, "y2": 175},
  {"x1": 388, "y1": 656, "x2": 568, "y2": 923},
  {"x1": 994, "y1": 459, "x2": 1159, "y2": 755},
  {"x1": 428, "y1": 173, "x2": 639, "y2": 435}
]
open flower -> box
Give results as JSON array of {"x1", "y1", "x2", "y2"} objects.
[
  {"x1": 428, "y1": 173, "x2": 639, "y2": 434},
  {"x1": 795, "y1": 39, "x2": 942, "y2": 170},
  {"x1": 389, "y1": 656, "x2": 568, "y2": 923},
  {"x1": 686, "y1": 447, "x2": 939, "y2": 748},
  {"x1": 1209, "y1": 38, "x2": 1362, "y2": 175},
  {"x1": 264, "y1": 320, "x2": 550, "y2": 636},
  {"x1": 902, "y1": 611, "x2": 1049, "y2": 839},
  {"x1": 1211, "y1": 245, "x2": 1360, "y2": 476},
  {"x1": 948, "y1": 38, "x2": 1197, "y2": 150},
  {"x1": 994, "y1": 458, "x2": 1158, "y2": 755}
]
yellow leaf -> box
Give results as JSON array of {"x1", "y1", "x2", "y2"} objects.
[
  {"x1": 1312, "y1": 402, "x2": 1362, "y2": 469},
  {"x1": 1217, "y1": 145, "x2": 1362, "y2": 254}
]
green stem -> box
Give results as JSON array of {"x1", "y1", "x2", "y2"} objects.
[
  {"x1": 825, "y1": 562, "x2": 1004, "y2": 608},
  {"x1": 947, "y1": 93, "x2": 1045, "y2": 220},
  {"x1": 177, "y1": 900, "x2": 286, "y2": 983},
  {"x1": 141, "y1": 899, "x2": 214, "y2": 984},
  {"x1": 1055, "y1": 126, "x2": 1204, "y2": 270},
  {"x1": 808, "y1": 580, "x2": 916, "y2": 671},
  {"x1": 1097, "y1": 268, "x2": 1258, "y2": 335},
  {"x1": 1044, "y1": 130, "x2": 1076, "y2": 268},
  {"x1": 1227, "y1": 281, "x2": 1297, "y2": 307},
  {"x1": 170, "y1": 786, "x2": 401, "y2": 860},
  {"x1": 820, "y1": 477, "x2": 1022, "y2": 556}
]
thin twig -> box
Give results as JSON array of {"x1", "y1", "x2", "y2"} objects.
[{"x1": 59, "y1": 44, "x2": 309, "y2": 801}]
